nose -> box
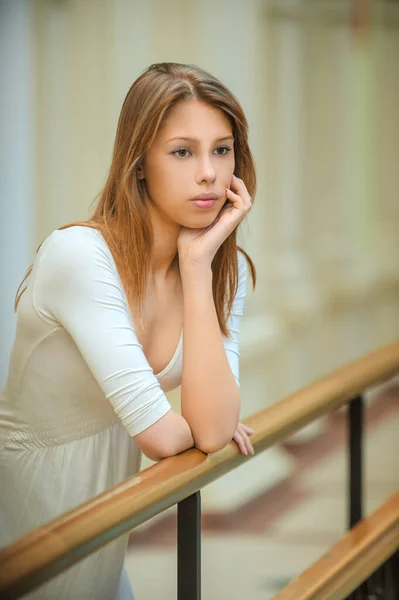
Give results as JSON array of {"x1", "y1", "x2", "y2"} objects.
[{"x1": 196, "y1": 155, "x2": 216, "y2": 184}]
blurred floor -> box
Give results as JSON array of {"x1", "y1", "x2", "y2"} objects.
[{"x1": 124, "y1": 385, "x2": 399, "y2": 600}]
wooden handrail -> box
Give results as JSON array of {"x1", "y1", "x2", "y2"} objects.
[
  {"x1": 1, "y1": 340, "x2": 399, "y2": 597},
  {"x1": 271, "y1": 491, "x2": 399, "y2": 600}
]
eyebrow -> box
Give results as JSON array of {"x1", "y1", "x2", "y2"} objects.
[{"x1": 165, "y1": 135, "x2": 234, "y2": 144}]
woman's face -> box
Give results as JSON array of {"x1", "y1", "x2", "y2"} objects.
[{"x1": 141, "y1": 99, "x2": 235, "y2": 229}]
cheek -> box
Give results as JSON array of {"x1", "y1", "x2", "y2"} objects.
[
  {"x1": 220, "y1": 161, "x2": 234, "y2": 186},
  {"x1": 146, "y1": 161, "x2": 174, "y2": 196},
  {"x1": 220, "y1": 153, "x2": 235, "y2": 173},
  {"x1": 145, "y1": 162, "x2": 186, "y2": 211},
  {"x1": 154, "y1": 160, "x2": 189, "y2": 186}
]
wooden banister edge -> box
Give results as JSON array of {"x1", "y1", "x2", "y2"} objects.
[
  {"x1": 271, "y1": 490, "x2": 399, "y2": 600},
  {"x1": 1, "y1": 339, "x2": 399, "y2": 597}
]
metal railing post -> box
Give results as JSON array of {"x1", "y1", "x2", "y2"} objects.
[
  {"x1": 348, "y1": 394, "x2": 364, "y2": 528},
  {"x1": 177, "y1": 491, "x2": 201, "y2": 600},
  {"x1": 347, "y1": 394, "x2": 366, "y2": 600}
]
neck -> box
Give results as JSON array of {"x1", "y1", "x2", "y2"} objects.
[{"x1": 147, "y1": 202, "x2": 180, "y2": 283}]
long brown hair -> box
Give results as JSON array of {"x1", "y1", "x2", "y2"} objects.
[{"x1": 15, "y1": 62, "x2": 256, "y2": 337}]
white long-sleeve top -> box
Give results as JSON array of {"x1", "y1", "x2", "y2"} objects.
[{"x1": 0, "y1": 225, "x2": 248, "y2": 599}]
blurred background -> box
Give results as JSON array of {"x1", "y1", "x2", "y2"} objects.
[{"x1": 1, "y1": 0, "x2": 398, "y2": 598}]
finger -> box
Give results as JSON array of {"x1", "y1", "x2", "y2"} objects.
[
  {"x1": 236, "y1": 422, "x2": 254, "y2": 434},
  {"x1": 225, "y1": 187, "x2": 243, "y2": 207},
  {"x1": 241, "y1": 424, "x2": 255, "y2": 435},
  {"x1": 235, "y1": 428, "x2": 254, "y2": 455},
  {"x1": 233, "y1": 432, "x2": 248, "y2": 455},
  {"x1": 236, "y1": 424, "x2": 255, "y2": 453},
  {"x1": 226, "y1": 188, "x2": 251, "y2": 216},
  {"x1": 237, "y1": 433, "x2": 248, "y2": 455},
  {"x1": 231, "y1": 175, "x2": 252, "y2": 204},
  {"x1": 241, "y1": 431, "x2": 254, "y2": 455},
  {"x1": 225, "y1": 190, "x2": 249, "y2": 222},
  {"x1": 231, "y1": 174, "x2": 250, "y2": 197},
  {"x1": 246, "y1": 435, "x2": 255, "y2": 454},
  {"x1": 218, "y1": 200, "x2": 235, "y2": 216}
]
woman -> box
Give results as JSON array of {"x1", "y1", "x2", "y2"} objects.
[{"x1": 0, "y1": 62, "x2": 256, "y2": 599}]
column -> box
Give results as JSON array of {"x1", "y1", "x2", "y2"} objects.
[{"x1": 0, "y1": 0, "x2": 36, "y2": 386}]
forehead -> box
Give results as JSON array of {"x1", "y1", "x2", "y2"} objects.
[{"x1": 158, "y1": 99, "x2": 232, "y2": 140}]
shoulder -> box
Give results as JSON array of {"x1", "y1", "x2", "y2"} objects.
[
  {"x1": 40, "y1": 225, "x2": 107, "y2": 254},
  {"x1": 38, "y1": 226, "x2": 109, "y2": 266},
  {"x1": 36, "y1": 226, "x2": 115, "y2": 286}
]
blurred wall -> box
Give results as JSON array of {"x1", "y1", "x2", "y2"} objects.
[{"x1": 1, "y1": 0, "x2": 399, "y2": 398}]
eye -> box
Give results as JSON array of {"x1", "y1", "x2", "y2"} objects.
[
  {"x1": 214, "y1": 146, "x2": 231, "y2": 156},
  {"x1": 171, "y1": 145, "x2": 232, "y2": 158},
  {"x1": 171, "y1": 148, "x2": 192, "y2": 158}
]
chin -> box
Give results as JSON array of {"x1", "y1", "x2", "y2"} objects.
[{"x1": 185, "y1": 213, "x2": 218, "y2": 229}]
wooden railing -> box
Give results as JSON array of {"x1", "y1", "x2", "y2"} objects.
[
  {"x1": 1, "y1": 340, "x2": 399, "y2": 599},
  {"x1": 272, "y1": 491, "x2": 399, "y2": 600}
]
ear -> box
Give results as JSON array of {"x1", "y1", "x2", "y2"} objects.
[{"x1": 137, "y1": 168, "x2": 145, "y2": 180}]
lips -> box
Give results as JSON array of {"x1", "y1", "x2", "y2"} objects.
[
  {"x1": 191, "y1": 193, "x2": 219, "y2": 209},
  {"x1": 191, "y1": 193, "x2": 218, "y2": 201},
  {"x1": 192, "y1": 199, "x2": 217, "y2": 209}
]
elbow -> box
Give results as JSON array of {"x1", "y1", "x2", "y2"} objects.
[
  {"x1": 141, "y1": 448, "x2": 165, "y2": 462},
  {"x1": 184, "y1": 388, "x2": 240, "y2": 455},
  {"x1": 140, "y1": 440, "x2": 180, "y2": 462},
  {"x1": 193, "y1": 412, "x2": 240, "y2": 456},
  {"x1": 195, "y1": 432, "x2": 234, "y2": 455},
  {"x1": 145, "y1": 440, "x2": 185, "y2": 462},
  {"x1": 142, "y1": 435, "x2": 194, "y2": 462}
]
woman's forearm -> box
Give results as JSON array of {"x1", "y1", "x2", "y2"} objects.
[{"x1": 180, "y1": 263, "x2": 240, "y2": 454}]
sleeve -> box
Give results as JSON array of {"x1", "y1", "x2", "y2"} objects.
[
  {"x1": 222, "y1": 250, "x2": 248, "y2": 387},
  {"x1": 32, "y1": 228, "x2": 172, "y2": 437}
]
